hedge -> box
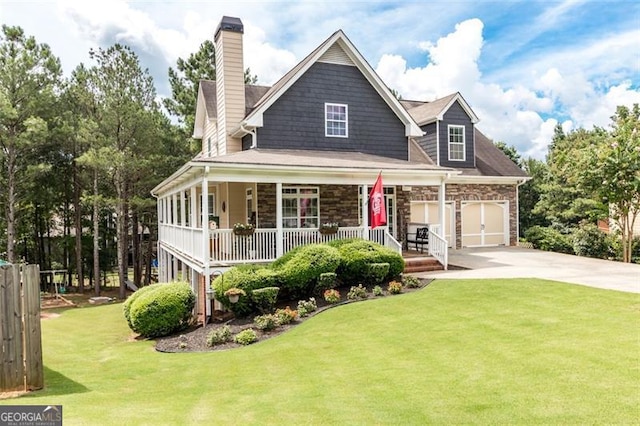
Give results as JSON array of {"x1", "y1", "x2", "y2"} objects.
[
  {"x1": 273, "y1": 244, "x2": 341, "y2": 299},
  {"x1": 212, "y1": 264, "x2": 279, "y2": 317},
  {"x1": 123, "y1": 283, "x2": 163, "y2": 329},
  {"x1": 334, "y1": 239, "x2": 404, "y2": 283},
  {"x1": 128, "y1": 282, "x2": 195, "y2": 338}
]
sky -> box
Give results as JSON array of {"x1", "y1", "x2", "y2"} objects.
[{"x1": 1, "y1": 0, "x2": 639, "y2": 159}]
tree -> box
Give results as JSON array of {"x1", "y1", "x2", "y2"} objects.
[
  {"x1": 0, "y1": 25, "x2": 61, "y2": 262},
  {"x1": 494, "y1": 141, "x2": 522, "y2": 167},
  {"x1": 88, "y1": 44, "x2": 159, "y2": 298},
  {"x1": 519, "y1": 157, "x2": 549, "y2": 236},
  {"x1": 580, "y1": 105, "x2": 640, "y2": 262}
]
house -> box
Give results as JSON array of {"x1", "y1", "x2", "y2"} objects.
[{"x1": 151, "y1": 16, "x2": 527, "y2": 319}]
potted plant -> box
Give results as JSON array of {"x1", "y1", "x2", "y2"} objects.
[
  {"x1": 233, "y1": 223, "x2": 255, "y2": 236},
  {"x1": 224, "y1": 287, "x2": 246, "y2": 303},
  {"x1": 319, "y1": 222, "x2": 339, "y2": 235}
]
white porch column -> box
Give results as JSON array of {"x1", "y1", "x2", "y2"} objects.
[
  {"x1": 180, "y1": 191, "x2": 186, "y2": 226},
  {"x1": 438, "y1": 178, "x2": 446, "y2": 238},
  {"x1": 361, "y1": 184, "x2": 369, "y2": 240},
  {"x1": 201, "y1": 172, "x2": 210, "y2": 291},
  {"x1": 172, "y1": 257, "x2": 179, "y2": 282},
  {"x1": 276, "y1": 182, "x2": 284, "y2": 257},
  {"x1": 190, "y1": 187, "x2": 197, "y2": 227},
  {"x1": 172, "y1": 194, "x2": 178, "y2": 225}
]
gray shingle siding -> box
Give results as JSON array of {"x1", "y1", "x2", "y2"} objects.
[
  {"x1": 416, "y1": 122, "x2": 437, "y2": 163},
  {"x1": 256, "y1": 62, "x2": 408, "y2": 160},
  {"x1": 439, "y1": 100, "x2": 475, "y2": 168}
]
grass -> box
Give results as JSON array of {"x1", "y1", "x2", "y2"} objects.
[{"x1": 2, "y1": 278, "x2": 639, "y2": 425}]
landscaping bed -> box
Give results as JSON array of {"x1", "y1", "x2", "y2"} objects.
[{"x1": 155, "y1": 277, "x2": 432, "y2": 353}]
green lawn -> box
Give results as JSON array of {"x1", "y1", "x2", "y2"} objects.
[{"x1": 3, "y1": 279, "x2": 639, "y2": 425}]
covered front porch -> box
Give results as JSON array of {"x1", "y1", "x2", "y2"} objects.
[{"x1": 151, "y1": 149, "x2": 456, "y2": 285}]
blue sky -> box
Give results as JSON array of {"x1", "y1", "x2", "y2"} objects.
[{"x1": 1, "y1": 0, "x2": 639, "y2": 159}]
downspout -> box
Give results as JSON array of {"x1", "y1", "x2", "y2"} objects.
[{"x1": 240, "y1": 124, "x2": 257, "y2": 148}]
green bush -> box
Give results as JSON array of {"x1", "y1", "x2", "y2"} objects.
[
  {"x1": 402, "y1": 275, "x2": 422, "y2": 288},
  {"x1": 325, "y1": 238, "x2": 361, "y2": 249},
  {"x1": 314, "y1": 272, "x2": 337, "y2": 294},
  {"x1": 372, "y1": 285, "x2": 384, "y2": 296},
  {"x1": 251, "y1": 287, "x2": 280, "y2": 314},
  {"x1": 212, "y1": 265, "x2": 279, "y2": 317},
  {"x1": 254, "y1": 314, "x2": 279, "y2": 331},
  {"x1": 123, "y1": 283, "x2": 163, "y2": 329},
  {"x1": 206, "y1": 325, "x2": 232, "y2": 347},
  {"x1": 335, "y1": 239, "x2": 404, "y2": 283},
  {"x1": 275, "y1": 244, "x2": 341, "y2": 299},
  {"x1": 572, "y1": 223, "x2": 609, "y2": 259},
  {"x1": 128, "y1": 282, "x2": 195, "y2": 338},
  {"x1": 274, "y1": 307, "x2": 298, "y2": 324},
  {"x1": 524, "y1": 226, "x2": 574, "y2": 254},
  {"x1": 233, "y1": 328, "x2": 258, "y2": 345},
  {"x1": 366, "y1": 263, "x2": 390, "y2": 284}
]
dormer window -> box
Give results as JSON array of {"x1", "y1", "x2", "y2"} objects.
[
  {"x1": 325, "y1": 103, "x2": 348, "y2": 137},
  {"x1": 448, "y1": 125, "x2": 465, "y2": 161}
]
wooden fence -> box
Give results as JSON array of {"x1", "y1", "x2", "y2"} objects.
[{"x1": 0, "y1": 264, "x2": 44, "y2": 392}]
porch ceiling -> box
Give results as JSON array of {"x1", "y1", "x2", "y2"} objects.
[{"x1": 152, "y1": 149, "x2": 459, "y2": 196}]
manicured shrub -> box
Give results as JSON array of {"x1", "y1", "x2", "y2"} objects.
[
  {"x1": 297, "y1": 297, "x2": 317, "y2": 317},
  {"x1": 251, "y1": 287, "x2": 279, "y2": 314},
  {"x1": 206, "y1": 325, "x2": 232, "y2": 347},
  {"x1": 128, "y1": 282, "x2": 195, "y2": 338},
  {"x1": 402, "y1": 275, "x2": 422, "y2": 288},
  {"x1": 212, "y1": 265, "x2": 279, "y2": 317},
  {"x1": 372, "y1": 285, "x2": 384, "y2": 296},
  {"x1": 254, "y1": 314, "x2": 279, "y2": 331},
  {"x1": 388, "y1": 280, "x2": 403, "y2": 294},
  {"x1": 366, "y1": 262, "x2": 390, "y2": 284},
  {"x1": 524, "y1": 226, "x2": 574, "y2": 254},
  {"x1": 274, "y1": 307, "x2": 298, "y2": 324},
  {"x1": 233, "y1": 328, "x2": 258, "y2": 345},
  {"x1": 274, "y1": 244, "x2": 341, "y2": 299},
  {"x1": 323, "y1": 289, "x2": 340, "y2": 304},
  {"x1": 335, "y1": 239, "x2": 404, "y2": 283},
  {"x1": 123, "y1": 283, "x2": 163, "y2": 329},
  {"x1": 572, "y1": 223, "x2": 609, "y2": 259},
  {"x1": 314, "y1": 272, "x2": 337, "y2": 294},
  {"x1": 347, "y1": 284, "x2": 368, "y2": 300},
  {"x1": 325, "y1": 238, "x2": 361, "y2": 249}
]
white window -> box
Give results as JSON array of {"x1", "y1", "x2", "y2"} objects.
[
  {"x1": 448, "y1": 125, "x2": 465, "y2": 161},
  {"x1": 282, "y1": 187, "x2": 319, "y2": 228},
  {"x1": 325, "y1": 103, "x2": 348, "y2": 137}
]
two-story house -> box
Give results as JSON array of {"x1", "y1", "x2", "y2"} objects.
[{"x1": 151, "y1": 16, "x2": 527, "y2": 312}]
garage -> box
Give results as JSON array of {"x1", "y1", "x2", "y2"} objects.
[{"x1": 461, "y1": 201, "x2": 508, "y2": 247}]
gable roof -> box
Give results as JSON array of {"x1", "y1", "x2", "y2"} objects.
[
  {"x1": 242, "y1": 30, "x2": 423, "y2": 137},
  {"x1": 401, "y1": 92, "x2": 479, "y2": 125},
  {"x1": 473, "y1": 128, "x2": 528, "y2": 177}
]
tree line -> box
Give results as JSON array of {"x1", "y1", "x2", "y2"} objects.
[
  {"x1": 0, "y1": 26, "x2": 224, "y2": 297},
  {"x1": 509, "y1": 107, "x2": 640, "y2": 263}
]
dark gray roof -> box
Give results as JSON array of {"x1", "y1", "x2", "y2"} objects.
[
  {"x1": 401, "y1": 93, "x2": 457, "y2": 125},
  {"x1": 473, "y1": 128, "x2": 528, "y2": 177},
  {"x1": 199, "y1": 80, "x2": 270, "y2": 118}
]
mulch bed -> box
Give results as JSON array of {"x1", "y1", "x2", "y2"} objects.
[{"x1": 155, "y1": 278, "x2": 432, "y2": 353}]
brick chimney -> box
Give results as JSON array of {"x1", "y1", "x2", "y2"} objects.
[{"x1": 215, "y1": 16, "x2": 245, "y2": 155}]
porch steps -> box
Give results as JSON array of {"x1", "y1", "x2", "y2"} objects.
[{"x1": 403, "y1": 256, "x2": 444, "y2": 274}]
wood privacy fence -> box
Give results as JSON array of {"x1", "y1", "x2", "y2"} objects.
[{"x1": 0, "y1": 264, "x2": 43, "y2": 392}]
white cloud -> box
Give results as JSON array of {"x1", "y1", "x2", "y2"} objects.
[{"x1": 375, "y1": 16, "x2": 640, "y2": 160}]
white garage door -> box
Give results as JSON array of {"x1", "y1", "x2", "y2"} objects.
[
  {"x1": 409, "y1": 201, "x2": 455, "y2": 248},
  {"x1": 461, "y1": 201, "x2": 508, "y2": 247}
]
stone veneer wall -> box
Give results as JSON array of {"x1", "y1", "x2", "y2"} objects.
[
  {"x1": 406, "y1": 183, "x2": 518, "y2": 248},
  {"x1": 256, "y1": 183, "x2": 361, "y2": 228}
]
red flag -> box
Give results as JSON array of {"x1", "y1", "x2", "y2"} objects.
[{"x1": 369, "y1": 173, "x2": 387, "y2": 229}]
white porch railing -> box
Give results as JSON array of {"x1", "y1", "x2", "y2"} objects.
[
  {"x1": 159, "y1": 224, "x2": 204, "y2": 262},
  {"x1": 428, "y1": 224, "x2": 448, "y2": 270}
]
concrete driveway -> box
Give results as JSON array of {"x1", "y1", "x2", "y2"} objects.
[{"x1": 419, "y1": 246, "x2": 640, "y2": 293}]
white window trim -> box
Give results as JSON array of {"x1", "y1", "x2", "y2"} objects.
[
  {"x1": 448, "y1": 124, "x2": 466, "y2": 162},
  {"x1": 325, "y1": 103, "x2": 348, "y2": 138},
  {"x1": 282, "y1": 186, "x2": 320, "y2": 228}
]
